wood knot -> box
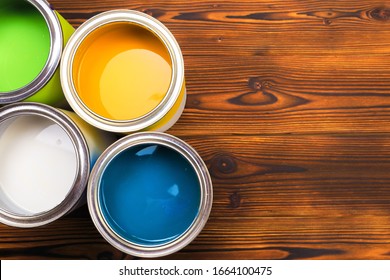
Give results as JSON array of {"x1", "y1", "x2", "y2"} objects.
[
  {"x1": 229, "y1": 192, "x2": 241, "y2": 208},
  {"x1": 248, "y1": 77, "x2": 272, "y2": 91},
  {"x1": 323, "y1": 19, "x2": 332, "y2": 25},
  {"x1": 187, "y1": 95, "x2": 200, "y2": 107},
  {"x1": 140, "y1": 9, "x2": 165, "y2": 18},
  {"x1": 248, "y1": 77, "x2": 262, "y2": 91},
  {"x1": 191, "y1": 99, "x2": 201, "y2": 106},
  {"x1": 212, "y1": 154, "x2": 237, "y2": 174},
  {"x1": 369, "y1": 7, "x2": 390, "y2": 21},
  {"x1": 229, "y1": 77, "x2": 277, "y2": 106}
]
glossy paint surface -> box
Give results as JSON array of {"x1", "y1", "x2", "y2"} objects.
[
  {"x1": 73, "y1": 23, "x2": 172, "y2": 121},
  {"x1": 0, "y1": 1, "x2": 50, "y2": 92},
  {"x1": 99, "y1": 144, "x2": 200, "y2": 246},
  {"x1": 0, "y1": 115, "x2": 77, "y2": 215}
]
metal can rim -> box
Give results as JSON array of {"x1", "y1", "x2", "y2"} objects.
[
  {"x1": 60, "y1": 10, "x2": 185, "y2": 133},
  {"x1": 0, "y1": 102, "x2": 90, "y2": 227},
  {"x1": 87, "y1": 132, "x2": 213, "y2": 258},
  {"x1": 0, "y1": 0, "x2": 63, "y2": 104}
]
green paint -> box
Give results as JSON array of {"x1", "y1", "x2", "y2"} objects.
[{"x1": 0, "y1": 1, "x2": 51, "y2": 92}]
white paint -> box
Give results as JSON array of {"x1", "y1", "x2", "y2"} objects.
[{"x1": 0, "y1": 115, "x2": 77, "y2": 215}]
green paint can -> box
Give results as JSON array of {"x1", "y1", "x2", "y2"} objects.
[{"x1": 0, "y1": 0, "x2": 74, "y2": 107}]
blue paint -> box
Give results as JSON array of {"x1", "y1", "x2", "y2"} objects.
[{"x1": 99, "y1": 144, "x2": 201, "y2": 246}]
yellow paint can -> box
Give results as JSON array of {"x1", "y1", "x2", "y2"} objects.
[{"x1": 61, "y1": 10, "x2": 186, "y2": 133}]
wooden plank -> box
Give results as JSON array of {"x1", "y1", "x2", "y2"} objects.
[
  {"x1": 54, "y1": 1, "x2": 390, "y2": 56},
  {"x1": 2, "y1": 135, "x2": 390, "y2": 259},
  {"x1": 2, "y1": 215, "x2": 390, "y2": 260},
  {"x1": 55, "y1": 1, "x2": 390, "y2": 136},
  {"x1": 168, "y1": 55, "x2": 390, "y2": 136}
]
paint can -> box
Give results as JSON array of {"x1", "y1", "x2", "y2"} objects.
[
  {"x1": 61, "y1": 10, "x2": 186, "y2": 133},
  {"x1": 0, "y1": 102, "x2": 116, "y2": 227},
  {"x1": 88, "y1": 132, "x2": 213, "y2": 257},
  {"x1": 0, "y1": 0, "x2": 74, "y2": 107}
]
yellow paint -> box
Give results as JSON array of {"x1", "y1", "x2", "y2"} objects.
[{"x1": 72, "y1": 22, "x2": 172, "y2": 120}]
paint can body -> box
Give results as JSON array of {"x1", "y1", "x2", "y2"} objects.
[
  {"x1": 0, "y1": 102, "x2": 116, "y2": 227},
  {"x1": 61, "y1": 10, "x2": 186, "y2": 133},
  {"x1": 0, "y1": 0, "x2": 74, "y2": 107},
  {"x1": 88, "y1": 132, "x2": 213, "y2": 258}
]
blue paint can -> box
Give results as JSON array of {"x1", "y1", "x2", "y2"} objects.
[{"x1": 87, "y1": 132, "x2": 213, "y2": 257}]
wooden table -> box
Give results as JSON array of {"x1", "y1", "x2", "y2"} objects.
[{"x1": 2, "y1": 0, "x2": 390, "y2": 260}]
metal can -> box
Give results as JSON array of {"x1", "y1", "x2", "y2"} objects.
[
  {"x1": 88, "y1": 132, "x2": 213, "y2": 257},
  {"x1": 0, "y1": 102, "x2": 116, "y2": 227},
  {"x1": 0, "y1": 0, "x2": 74, "y2": 107},
  {"x1": 61, "y1": 10, "x2": 186, "y2": 133}
]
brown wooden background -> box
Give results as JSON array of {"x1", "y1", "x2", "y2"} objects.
[{"x1": 2, "y1": 0, "x2": 390, "y2": 260}]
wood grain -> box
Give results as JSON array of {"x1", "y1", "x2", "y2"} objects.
[{"x1": 2, "y1": 0, "x2": 390, "y2": 260}]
